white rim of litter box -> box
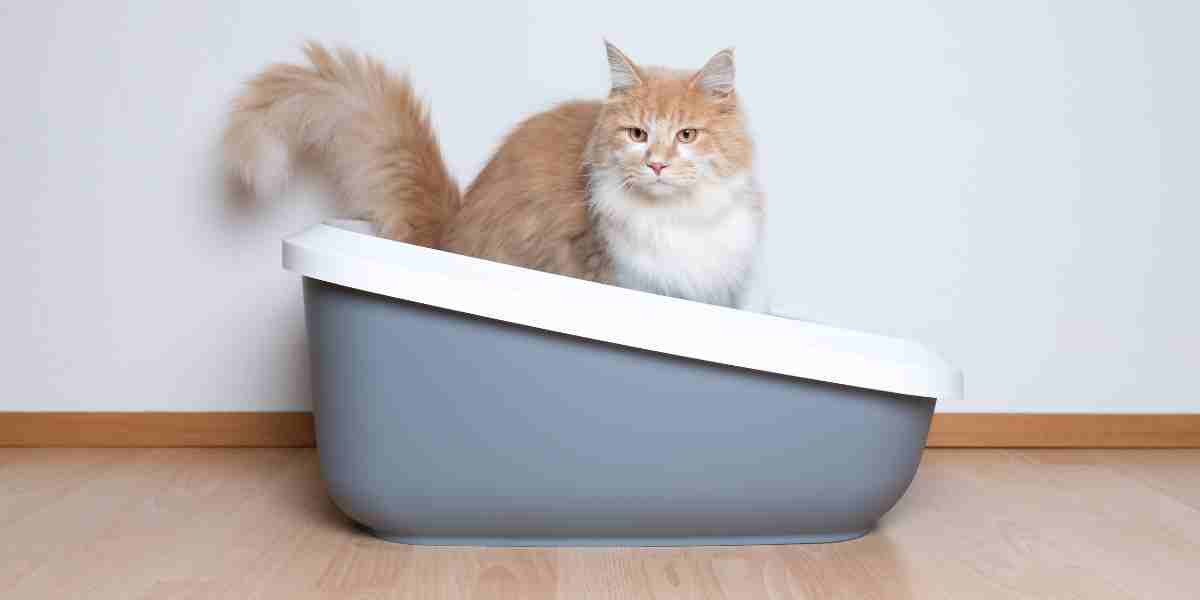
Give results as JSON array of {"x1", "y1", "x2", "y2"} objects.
[{"x1": 283, "y1": 220, "x2": 964, "y2": 402}]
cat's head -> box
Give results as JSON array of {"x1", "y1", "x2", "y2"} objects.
[{"x1": 587, "y1": 42, "x2": 753, "y2": 199}]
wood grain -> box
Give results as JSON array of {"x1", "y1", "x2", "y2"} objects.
[
  {"x1": 2, "y1": 412, "x2": 1199, "y2": 448},
  {"x1": 1, "y1": 448, "x2": 1197, "y2": 598}
]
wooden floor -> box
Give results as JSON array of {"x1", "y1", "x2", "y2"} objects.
[{"x1": 2, "y1": 449, "x2": 1198, "y2": 599}]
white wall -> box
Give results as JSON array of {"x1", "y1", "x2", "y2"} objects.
[{"x1": 3, "y1": 1, "x2": 1197, "y2": 412}]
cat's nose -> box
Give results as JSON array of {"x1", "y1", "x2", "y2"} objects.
[{"x1": 647, "y1": 161, "x2": 669, "y2": 176}]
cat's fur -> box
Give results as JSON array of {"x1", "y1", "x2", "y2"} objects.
[{"x1": 225, "y1": 42, "x2": 765, "y2": 308}]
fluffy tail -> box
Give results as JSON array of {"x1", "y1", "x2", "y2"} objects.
[{"x1": 224, "y1": 42, "x2": 459, "y2": 246}]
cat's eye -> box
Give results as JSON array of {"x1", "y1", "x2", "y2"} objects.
[
  {"x1": 627, "y1": 128, "x2": 648, "y2": 143},
  {"x1": 676, "y1": 128, "x2": 699, "y2": 144}
]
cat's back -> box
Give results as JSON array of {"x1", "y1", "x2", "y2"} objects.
[
  {"x1": 465, "y1": 100, "x2": 602, "y2": 198},
  {"x1": 443, "y1": 100, "x2": 609, "y2": 280}
]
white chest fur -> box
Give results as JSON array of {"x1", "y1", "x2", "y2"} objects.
[{"x1": 591, "y1": 174, "x2": 763, "y2": 308}]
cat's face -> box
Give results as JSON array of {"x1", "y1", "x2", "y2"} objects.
[{"x1": 589, "y1": 44, "x2": 753, "y2": 199}]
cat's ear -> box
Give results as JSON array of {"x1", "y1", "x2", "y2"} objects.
[
  {"x1": 691, "y1": 48, "x2": 736, "y2": 98},
  {"x1": 604, "y1": 40, "x2": 643, "y2": 93}
]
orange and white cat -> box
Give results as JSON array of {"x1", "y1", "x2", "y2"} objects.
[{"x1": 225, "y1": 42, "x2": 766, "y2": 309}]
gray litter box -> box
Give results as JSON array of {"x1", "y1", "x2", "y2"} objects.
[{"x1": 284, "y1": 220, "x2": 962, "y2": 546}]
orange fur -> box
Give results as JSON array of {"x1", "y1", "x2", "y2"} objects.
[
  {"x1": 225, "y1": 44, "x2": 459, "y2": 247},
  {"x1": 225, "y1": 42, "x2": 763, "y2": 303},
  {"x1": 447, "y1": 101, "x2": 609, "y2": 279}
]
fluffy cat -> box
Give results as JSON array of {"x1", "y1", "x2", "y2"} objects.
[{"x1": 225, "y1": 42, "x2": 766, "y2": 308}]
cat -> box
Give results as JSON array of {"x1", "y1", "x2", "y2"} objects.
[{"x1": 225, "y1": 41, "x2": 767, "y2": 309}]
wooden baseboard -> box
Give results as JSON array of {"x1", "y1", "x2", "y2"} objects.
[
  {"x1": 926, "y1": 413, "x2": 1200, "y2": 448},
  {"x1": 0, "y1": 412, "x2": 315, "y2": 448},
  {"x1": 1, "y1": 412, "x2": 1198, "y2": 448}
]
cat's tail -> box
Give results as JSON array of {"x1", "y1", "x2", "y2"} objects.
[{"x1": 224, "y1": 42, "x2": 459, "y2": 246}]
